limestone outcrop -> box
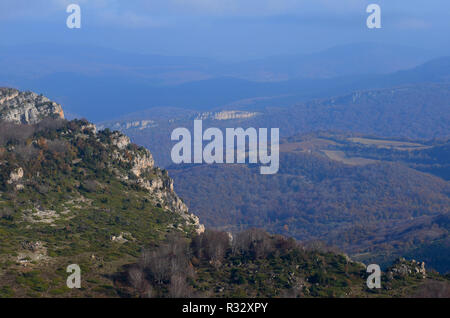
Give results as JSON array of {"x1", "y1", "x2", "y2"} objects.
[{"x1": 0, "y1": 88, "x2": 64, "y2": 124}]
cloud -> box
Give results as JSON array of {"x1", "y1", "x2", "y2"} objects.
[
  {"x1": 394, "y1": 18, "x2": 430, "y2": 30},
  {"x1": 0, "y1": 0, "x2": 366, "y2": 21},
  {"x1": 0, "y1": 0, "x2": 107, "y2": 20},
  {"x1": 98, "y1": 10, "x2": 169, "y2": 28},
  {"x1": 0, "y1": 0, "x2": 164, "y2": 28},
  {"x1": 137, "y1": 0, "x2": 365, "y2": 17},
  {"x1": 0, "y1": 0, "x2": 448, "y2": 31}
]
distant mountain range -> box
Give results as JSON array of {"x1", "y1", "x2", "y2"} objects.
[
  {"x1": 2, "y1": 43, "x2": 449, "y2": 278},
  {"x1": 99, "y1": 82, "x2": 450, "y2": 167},
  {"x1": 1, "y1": 42, "x2": 438, "y2": 82},
  {"x1": 0, "y1": 43, "x2": 447, "y2": 121}
]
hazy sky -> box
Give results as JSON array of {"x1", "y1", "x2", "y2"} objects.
[{"x1": 1, "y1": 0, "x2": 449, "y2": 60}]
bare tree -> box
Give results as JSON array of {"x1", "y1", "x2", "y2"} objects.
[
  {"x1": 0, "y1": 122, "x2": 35, "y2": 145},
  {"x1": 413, "y1": 281, "x2": 450, "y2": 298},
  {"x1": 128, "y1": 266, "x2": 153, "y2": 298},
  {"x1": 168, "y1": 273, "x2": 191, "y2": 298},
  {"x1": 232, "y1": 228, "x2": 275, "y2": 259},
  {"x1": 140, "y1": 234, "x2": 192, "y2": 285},
  {"x1": 0, "y1": 207, "x2": 14, "y2": 220},
  {"x1": 192, "y1": 230, "x2": 230, "y2": 267},
  {"x1": 14, "y1": 144, "x2": 39, "y2": 160},
  {"x1": 47, "y1": 139, "x2": 69, "y2": 154},
  {"x1": 35, "y1": 118, "x2": 66, "y2": 132}
]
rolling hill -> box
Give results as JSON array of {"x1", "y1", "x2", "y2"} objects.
[
  {"x1": 98, "y1": 82, "x2": 450, "y2": 168},
  {"x1": 1, "y1": 88, "x2": 448, "y2": 297},
  {"x1": 167, "y1": 133, "x2": 450, "y2": 272}
]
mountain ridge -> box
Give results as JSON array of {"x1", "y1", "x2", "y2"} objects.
[
  {"x1": 0, "y1": 89, "x2": 448, "y2": 297},
  {"x1": 3, "y1": 46, "x2": 448, "y2": 121}
]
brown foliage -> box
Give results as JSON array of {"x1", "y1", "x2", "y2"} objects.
[
  {"x1": 192, "y1": 230, "x2": 230, "y2": 267},
  {"x1": 168, "y1": 273, "x2": 192, "y2": 298},
  {"x1": 140, "y1": 234, "x2": 192, "y2": 285},
  {"x1": 128, "y1": 266, "x2": 153, "y2": 298},
  {"x1": 413, "y1": 280, "x2": 450, "y2": 298},
  {"x1": 232, "y1": 228, "x2": 275, "y2": 259}
]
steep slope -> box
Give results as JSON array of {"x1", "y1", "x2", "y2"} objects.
[{"x1": 0, "y1": 91, "x2": 203, "y2": 297}]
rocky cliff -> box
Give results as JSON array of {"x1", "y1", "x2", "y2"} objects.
[
  {"x1": 107, "y1": 130, "x2": 204, "y2": 233},
  {"x1": 195, "y1": 110, "x2": 260, "y2": 121},
  {"x1": 0, "y1": 88, "x2": 64, "y2": 124},
  {"x1": 0, "y1": 88, "x2": 204, "y2": 235}
]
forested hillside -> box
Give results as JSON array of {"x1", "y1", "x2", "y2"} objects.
[
  {"x1": 0, "y1": 116, "x2": 202, "y2": 297},
  {"x1": 169, "y1": 133, "x2": 450, "y2": 272},
  {"x1": 2, "y1": 90, "x2": 447, "y2": 297},
  {"x1": 101, "y1": 83, "x2": 450, "y2": 168}
]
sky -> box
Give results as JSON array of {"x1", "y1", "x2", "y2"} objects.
[{"x1": 0, "y1": 0, "x2": 449, "y2": 60}]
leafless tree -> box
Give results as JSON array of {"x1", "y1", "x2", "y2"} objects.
[
  {"x1": 140, "y1": 233, "x2": 192, "y2": 285},
  {"x1": 81, "y1": 180, "x2": 99, "y2": 192},
  {"x1": 0, "y1": 207, "x2": 14, "y2": 220},
  {"x1": 47, "y1": 139, "x2": 69, "y2": 154},
  {"x1": 192, "y1": 230, "x2": 230, "y2": 267},
  {"x1": 35, "y1": 118, "x2": 66, "y2": 132},
  {"x1": 232, "y1": 228, "x2": 275, "y2": 259},
  {"x1": 0, "y1": 122, "x2": 35, "y2": 145},
  {"x1": 128, "y1": 266, "x2": 153, "y2": 298},
  {"x1": 168, "y1": 273, "x2": 191, "y2": 298},
  {"x1": 413, "y1": 281, "x2": 450, "y2": 298},
  {"x1": 14, "y1": 144, "x2": 39, "y2": 160}
]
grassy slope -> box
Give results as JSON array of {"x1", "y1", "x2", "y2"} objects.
[{"x1": 0, "y1": 119, "x2": 193, "y2": 297}]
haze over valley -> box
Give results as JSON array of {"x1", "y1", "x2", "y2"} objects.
[{"x1": 1, "y1": 0, "x2": 449, "y2": 299}]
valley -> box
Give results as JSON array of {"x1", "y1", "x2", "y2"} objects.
[
  {"x1": 168, "y1": 132, "x2": 450, "y2": 271},
  {"x1": 2, "y1": 89, "x2": 447, "y2": 297},
  {"x1": 97, "y1": 79, "x2": 450, "y2": 274},
  {"x1": 1, "y1": 1, "x2": 450, "y2": 301}
]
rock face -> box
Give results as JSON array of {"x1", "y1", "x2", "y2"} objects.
[
  {"x1": 0, "y1": 88, "x2": 204, "y2": 234},
  {"x1": 196, "y1": 110, "x2": 259, "y2": 121},
  {"x1": 387, "y1": 258, "x2": 427, "y2": 280},
  {"x1": 0, "y1": 88, "x2": 64, "y2": 124},
  {"x1": 108, "y1": 130, "x2": 204, "y2": 234},
  {"x1": 97, "y1": 120, "x2": 157, "y2": 131},
  {"x1": 7, "y1": 167, "x2": 24, "y2": 184}
]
